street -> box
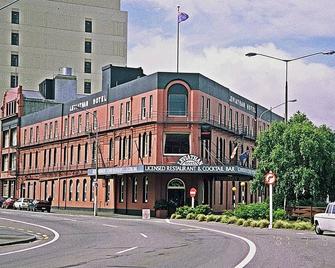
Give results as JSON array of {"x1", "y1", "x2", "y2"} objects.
[{"x1": 0, "y1": 210, "x2": 334, "y2": 268}]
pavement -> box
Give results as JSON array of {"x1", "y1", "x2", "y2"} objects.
[{"x1": 0, "y1": 227, "x2": 36, "y2": 246}]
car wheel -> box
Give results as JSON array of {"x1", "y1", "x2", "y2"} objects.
[{"x1": 315, "y1": 222, "x2": 324, "y2": 235}]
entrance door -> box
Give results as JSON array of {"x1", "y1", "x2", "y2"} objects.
[{"x1": 167, "y1": 178, "x2": 185, "y2": 208}]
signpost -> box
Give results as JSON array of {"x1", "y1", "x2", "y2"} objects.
[
  {"x1": 142, "y1": 209, "x2": 150, "y2": 220},
  {"x1": 264, "y1": 171, "x2": 277, "y2": 229},
  {"x1": 190, "y1": 187, "x2": 197, "y2": 208}
]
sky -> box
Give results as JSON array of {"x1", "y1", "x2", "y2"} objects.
[{"x1": 121, "y1": 0, "x2": 335, "y2": 129}]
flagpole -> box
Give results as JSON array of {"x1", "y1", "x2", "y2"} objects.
[{"x1": 177, "y1": 5, "x2": 180, "y2": 73}]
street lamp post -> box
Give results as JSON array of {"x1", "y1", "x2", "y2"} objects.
[
  {"x1": 75, "y1": 107, "x2": 99, "y2": 216},
  {"x1": 259, "y1": 99, "x2": 297, "y2": 122},
  {"x1": 232, "y1": 186, "x2": 237, "y2": 208},
  {"x1": 246, "y1": 50, "x2": 334, "y2": 122},
  {"x1": 240, "y1": 182, "x2": 245, "y2": 204}
]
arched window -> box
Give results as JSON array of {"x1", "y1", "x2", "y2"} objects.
[
  {"x1": 27, "y1": 182, "x2": 30, "y2": 198},
  {"x1": 75, "y1": 179, "x2": 80, "y2": 201},
  {"x1": 143, "y1": 176, "x2": 149, "y2": 203},
  {"x1": 33, "y1": 182, "x2": 36, "y2": 200},
  {"x1": 53, "y1": 148, "x2": 57, "y2": 166},
  {"x1": 83, "y1": 179, "x2": 87, "y2": 201},
  {"x1": 148, "y1": 132, "x2": 152, "y2": 157},
  {"x1": 70, "y1": 145, "x2": 74, "y2": 164},
  {"x1": 69, "y1": 180, "x2": 73, "y2": 201},
  {"x1": 138, "y1": 134, "x2": 142, "y2": 158},
  {"x1": 168, "y1": 84, "x2": 188, "y2": 116},
  {"x1": 84, "y1": 143, "x2": 88, "y2": 163},
  {"x1": 63, "y1": 146, "x2": 67, "y2": 165},
  {"x1": 77, "y1": 144, "x2": 81, "y2": 164}
]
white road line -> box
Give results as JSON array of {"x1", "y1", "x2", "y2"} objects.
[
  {"x1": 103, "y1": 224, "x2": 118, "y2": 228},
  {"x1": 140, "y1": 233, "x2": 148, "y2": 238},
  {"x1": 0, "y1": 217, "x2": 60, "y2": 256},
  {"x1": 166, "y1": 219, "x2": 256, "y2": 268},
  {"x1": 62, "y1": 218, "x2": 77, "y2": 222},
  {"x1": 116, "y1": 246, "x2": 138, "y2": 255}
]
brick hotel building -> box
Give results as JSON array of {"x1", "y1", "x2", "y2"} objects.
[{"x1": 0, "y1": 65, "x2": 282, "y2": 215}]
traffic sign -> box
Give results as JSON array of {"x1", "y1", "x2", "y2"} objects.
[
  {"x1": 264, "y1": 171, "x2": 277, "y2": 185},
  {"x1": 190, "y1": 187, "x2": 197, "y2": 197}
]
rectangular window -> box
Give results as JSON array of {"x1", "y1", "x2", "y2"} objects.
[
  {"x1": 149, "y1": 95, "x2": 153, "y2": 118},
  {"x1": 10, "y1": 128, "x2": 17, "y2": 146},
  {"x1": 71, "y1": 116, "x2": 74, "y2": 134},
  {"x1": 229, "y1": 108, "x2": 233, "y2": 129},
  {"x1": 10, "y1": 74, "x2": 18, "y2": 88},
  {"x1": 218, "y1": 104, "x2": 222, "y2": 125},
  {"x1": 64, "y1": 118, "x2": 68, "y2": 136},
  {"x1": 109, "y1": 106, "x2": 114, "y2": 127},
  {"x1": 35, "y1": 151, "x2": 38, "y2": 169},
  {"x1": 126, "y1": 101, "x2": 131, "y2": 123},
  {"x1": 10, "y1": 153, "x2": 16, "y2": 170},
  {"x1": 11, "y1": 32, "x2": 19, "y2": 45},
  {"x1": 78, "y1": 115, "x2": 82, "y2": 133},
  {"x1": 141, "y1": 97, "x2": 146, "y2": 119},
  {"x1": 223, "y1": 106, "x2": 227, "y2": 127},
  {"x1": 201, "y1": 96, "x2": 205, "y2": 119},
  {"x1": 105, "y1": 179, "x2": 110, "y2": 202},
  {"x1": 164, "y1": 133, "x2": 190, "y2": 154},
  {"x1": 85, "y1": 19, "x2": 92, "y2": 33},
  {"x1": 206, "y1": 98, "x2": 210, "y2": 120},
  {"x1": 93, "y1": 111, "x2": 97, "y2": 130},
  {"x1": 35, "y1": 126, "x2": 39, "y2": 142},
  {"x1": 84, "y1": 61, "x2": 91, "y2": 73},
  {"x1": 29, "y1": 127, "x2": 33, "y2": 144},
  {"x1": 246, "y1": 116, "x2": 250, "y2": 135},
  {"x1": 49, "y1": 122, "x2": 53, "y2": 139},
  {"x1": 54, "y1": 121, "x2": 58, "y2": 138},
  {"x1": 84, "y1": 81, "x2": 91, "y2": 94},
  {"x1": 85, "y1": 113, "x2": 89, "y2": 131},
  {"x1": 119, "y1": 103, "x2": 123, "y2": 124},
  {"x1": 11, "y1": 11, "x2": 19, "y2": 24},
  {"x1": 23, "y1": 129, "x2": 27, "y2": 144},
  {"x1": 2, "y1": 154, "x2": 9, "y2": 171},
  {"x1": 241, "y1": 114, "x2": 245, "y2": 133},
  {"x1": 3, "y1": 130, "x2": 9, "y2": 148},
  {"x1": 11, "y1": 53, "x2": 18, "y2": 67},
  {"x1": 85, "y1": 40, "x2": 92, "y2": 53},
  {"x1": 235, "y1": 111, "x2": 239, "y2": 131},
  {"x1": 44, "y1": 123, "x2": 48, "y2": 140}
]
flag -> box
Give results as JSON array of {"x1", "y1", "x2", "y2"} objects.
[
  {"x1": 230, "y1": 145, "x2": 238, "y2": 159},
  {"x1": 239, "y1": 150, "x2": 250, "y2": 163},
  {"x1": 178, "y1": 12, "x2": 189, "y2": 23}
]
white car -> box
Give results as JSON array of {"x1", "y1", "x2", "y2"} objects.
[
  {"x1": 13, "y1": 198, "x2": 33, "y2": 210},
  {"x1": 314, "y1": 202, "x2": 335, "y2": 235}
]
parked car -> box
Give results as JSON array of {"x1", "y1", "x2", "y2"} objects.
[
  {"x1": 13, "y1": 198, "x2": 34, "y2": 210},
  {"x1": 2, "y1": 197, "x2": 17, "y2": 209},
  {"x1": 0, "y1": 196, "x2": 5, "y2": 207},
  {"x1": 314, "y1": 202, "x2": 335, "y2": 235},
  {"x1": 28, "y1": 199, "x2": 51, "y2": 212}
]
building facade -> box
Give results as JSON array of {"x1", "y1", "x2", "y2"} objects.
[
  {"x1": 0, "y1": 0, "x2": 127, "y2": 96},
  {"x1": 1, "y1": 66, "x2": 282, "y2": 215}
]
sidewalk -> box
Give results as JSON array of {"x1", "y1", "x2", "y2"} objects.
[
  {"x1": 0, "y1": 228, "x2": 36, "y2": 246},
  {"x1": 50, "y1": 208, "x2": 142, "y2": 219}
]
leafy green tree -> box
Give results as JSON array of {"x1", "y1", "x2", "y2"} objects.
[{"x1": 252, "y1": 112, "x2": 335, "y2": 208}]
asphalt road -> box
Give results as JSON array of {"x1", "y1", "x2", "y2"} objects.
[{"x1": 0, "y1": 209, "x2": 334, "y2": 268}]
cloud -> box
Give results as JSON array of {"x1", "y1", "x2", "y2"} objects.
[{"x1": 128, "y1": 33, "x2": 335, "y2": 128}]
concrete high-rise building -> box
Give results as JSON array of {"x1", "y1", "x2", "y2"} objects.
[{"x1": 0, "y1": 0, "x2": 127, "y2": 96}]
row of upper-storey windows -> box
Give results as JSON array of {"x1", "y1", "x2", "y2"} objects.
[{"x1": 2, "y1": 128, "x2": 17, "y2": 148}]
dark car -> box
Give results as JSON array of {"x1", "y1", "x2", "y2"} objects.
[
  {"x1": 2, "y1": 197, "x2": 17, "y2": 209},
  {"x1": 28, "y1": 199, "x2": 51, "y2": 212}
]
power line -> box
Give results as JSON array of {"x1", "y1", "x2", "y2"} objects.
[{"x1": 0, "y1": 0, "x2": 21, "y2": 11}]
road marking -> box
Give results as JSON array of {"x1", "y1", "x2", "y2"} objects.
[
  {"x1": 180, "y1": 228, "x2": 201, "y2": 232},
  {"x1": 166, "y1": 219, "x2": 256, "y2": 268},
  {"x1": 140, "y1": 233, "x2": 148, "y2": 238},
  {"x1": 103, "y1": 224, "x2": 118, "y2": 228},
  {"x1": 116, "y1": 246, "x2": 138, "y2": 255},
  {"x1": 0, "y1": 217, "x2": 60, "y2": 256},
  {"x1": 62, "y1": 218, "x2": 77, "y2": 222}
]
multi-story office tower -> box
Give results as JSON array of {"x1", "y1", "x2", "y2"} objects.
[{"x1": 0, "y1": 0, "x2": 127, "y2": 96}]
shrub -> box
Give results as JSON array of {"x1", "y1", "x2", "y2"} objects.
[
  {"x1": 194, "y1": 204, "x2": 212, "y2": 215},
  {"x1": 273, "y1": 220, "x2": 286, "y2": 229},
  {"x1": 227, "y1": 216, "x2": 238, "y2": 224},
  {"x1": 250, "y1": 220, "x2": 258, "y2": 228},
  {"x1": 293, "y1": 221, "x2": 313, "y2": 230},
  {"x1": 257, "y1": 219, "x2": 270, "y2": 228},
  {"x1": 197, "y1": 214, "x2": 207, "y2": 222},
  {"x1": 222, "y1": 210, "x2": 234, "y2": 217},
  {"x1": 206, "y1": 214, "x2": 218, "y2": 222},
  {"x1": 273, "y1": 209, "x2": 287, "y2": 220},
  {"x1": 220, "y1": 215, "x2": 230, "y2": 224},
  {"x1": 175, "y1": 214, "x2": 183, "y2": 219},
  {"x1": 170, "y1": 213, "x2": 176, "y2": 219},
  {"x1": 233, "y1": 202, "x2": 269, "y2": 220},
  {"x1": 215, "y1": 216, "x2": 222, "y2": 222},
  {"x1": 243, "y1": 219, "x2": 253, "y2": 227},
  {"x1": 237, "y1": 218, "x2": 245, "y2": 226},
  {"x1": 175, "y1": 206, "x2": 194, "y2": 218},
  {"x1": 186, "y1": 213, "x2": 195, "y2": 220}
]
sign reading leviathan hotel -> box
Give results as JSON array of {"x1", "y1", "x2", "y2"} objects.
[{"x1": 88, "y1": 154, "x2": 255, "y2": 177}]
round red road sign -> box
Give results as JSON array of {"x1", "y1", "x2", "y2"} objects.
[
  {"x1": 190, "y1": 187, "x2": 197, "y2": 197},
  {"x1": 264, "y1": 171, "x2": 277, "y2": 185}
]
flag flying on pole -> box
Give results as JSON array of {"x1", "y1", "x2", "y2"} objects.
[
  {"x1": 230, "y1": 145, "x2": 238, "y2": 159},
  {"x1": 178, "y1": 12, "x2": 189, "y2": 23}
]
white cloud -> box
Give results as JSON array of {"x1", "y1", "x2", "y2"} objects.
[{"x1": 128, "y1": 33, "x2": 335, "y2": 128}]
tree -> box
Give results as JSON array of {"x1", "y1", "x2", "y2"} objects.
[{"x1": 252, "y1": 112, "x2": 335, "y2": 208}]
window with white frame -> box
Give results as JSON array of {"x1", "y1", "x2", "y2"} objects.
[
  {"x1": 126, "y1": 101, "x2": 131, "y2": 123},
  {"x1": 149, "y1": 95, "x2": 153, "y2": 118},
  {"x1": 141, "y1": 97, "x2": 146, "y2": 119},
  {"x1": 119, "y1": 178, "x2": 124, "y2": 202},
  {"x1": 143, "y1": 177, "x2": 148, "y2": 203},
  {"x1": 218, "y1": 104, "x2": 222, "y2": 125},
  {"x1": 132, "y1": 177, "x2": 138, "y2": 202},
  {"x1": 110, "y1": 106, "x2": 114, "y2": 127},
  {"x1": 119, "y1": 103, "x2": 123, "y2": 124},
  {"x1": 78, "y1": 115, "x2": 82, "y2": 133},
  {"x1": 164, "y1": 133, "x2": 189, "y2": 154}
]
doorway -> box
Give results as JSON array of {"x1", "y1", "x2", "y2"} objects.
[{"x1": 167, "y1": 178, "x2": 185, "y2": 208}]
